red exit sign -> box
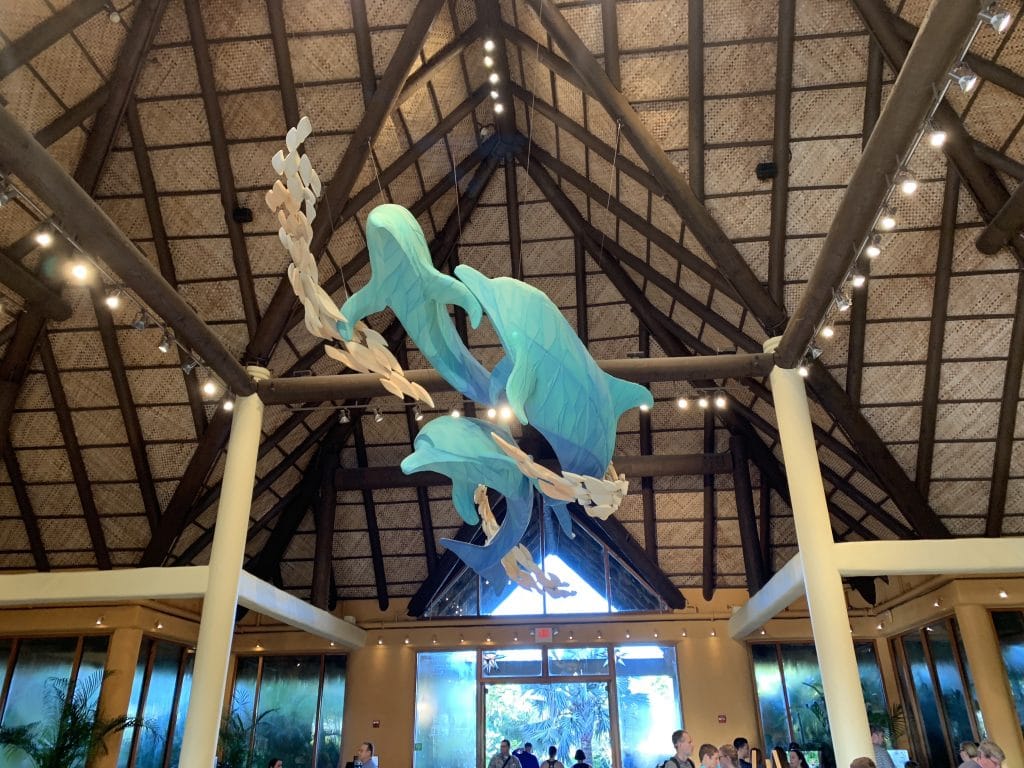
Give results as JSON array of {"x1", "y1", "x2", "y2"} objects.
[{"x1": 535, "y1": 627, "x2": 553, "y2": 642}]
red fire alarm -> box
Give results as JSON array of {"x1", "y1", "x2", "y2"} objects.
[
  {"x1": 535, "y1": 627, "x2": 553, "y2": 643},
  {"x1": 717, "y1": 714, "x2": 727, "y2": 724}
]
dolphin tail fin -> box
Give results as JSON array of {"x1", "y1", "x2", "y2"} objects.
[
  {"x1": 436, "y1": 274, "x2": 483, "y2": 328},
  {"x1": 441, "y1": 490, "x2": 533, "y2": 576},
  {"x1": 606, "y1": 375, "x2": 654, "y2": 419}
]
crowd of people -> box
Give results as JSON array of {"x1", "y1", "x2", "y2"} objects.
[{"x1": 485, "y1": 730, "x2": 1010, "y2": 768}]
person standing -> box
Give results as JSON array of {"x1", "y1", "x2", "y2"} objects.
[
  {"x1": 345, "y1": 742, "x2": 378, "y2": 768},
  {"x1": 490, "y1": 740, "x2": 523, "y2": 768},
  {"x1": 870, "y1": 725, "x2": 896, "y2": 768},
  {"x1": 543, "y1": 746, "x2": 566, "y2": 768},
  {"x1": 573, "y1": 750, "x2": 592, "y2": 768},
  {"x1": 975, "y1": 741, "x2": 1006, "y2": 768},
  {"x1": 958, "y1": 741, "x2": 981, "y2": 768},
  {"x1": 719, "y1": 744, "x2": 740, "y2": 768},
  {"x1": 698, "y1": 744, "x2": 720, "y2": 768},
  {"x1": 515, "y1": 743, "x2": 540, "y2": 768},
  {"x1": 734, "y1": 739, "x2": 752, "y2": 768},
  {"x1": 668, "y1": 730, "x2": 696, "y2": 768}
]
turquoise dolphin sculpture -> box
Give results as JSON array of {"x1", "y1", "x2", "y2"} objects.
[
  {"x1": 454, "y1": 265, "x2": 654, "y2": 479},
  {"x1": 400, "y1": 416, "x2": 534, "y2": 575},
  {"x1": 336, "y1": 204, "x2": 493, "y2": 404}
]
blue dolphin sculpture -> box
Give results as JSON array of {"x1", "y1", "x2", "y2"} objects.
[
  {"x1": 454, "y1": 265, "x2": 654, "y2": 479},
  {"x1": 336, "y1": 204, "x2": 493, "y2": 404},
  {"x1": 400, "y1": 416, "x2": 534, "y2": 575}
]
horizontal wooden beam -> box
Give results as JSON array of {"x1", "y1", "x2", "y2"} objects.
[
  {"x1": 256, "y1": 353, "x2": 775, "y2": 404},
  {"x1": 976, "y1": 178, "x2": 1024, "y2": 254},
  {"x1": 0, "y1": 249, "x2": 70, "y2": 319},
  {"x1": 0, "y1": 0, "x2": 106, "y2": 79}
]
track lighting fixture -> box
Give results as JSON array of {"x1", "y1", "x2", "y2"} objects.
[
  {"x1": 639, "y1": 402, "x2": 649, "y2": 412},
  {"x1": 413, "y1": 404, "x2": 423, "y2": 422},
  {"x1": 202, "y1": 377, "x2": 218, "y2": 397},
  {"x1": 979, "y1": 5, "x2": 1012, "y2": 34},
  {"x1": 759, "y1": 628, "x2": 767, "y2": 636},
  {"x1": 820, "y1": 325, "x2": 834, "y2": 339},
  {"x1": 486, "y1": 407, "x2": 497, "y2": 418},
  {"x1": 498, "y1": 405, "x2": 513, "y2": 421},
  {"x1": 489, "y1": 72, "x2": 499, "y2": 85},
  {"x1": 34, "y1": 226, "x2": 54, "y2": 248},
  {"x1": 0, "y1": 183, "x2": 13, "y2": 208},
  {"x1": 339, "y1": 408, "x2": 351, "y2": 424},
  {"x1": 404, "y1": 636, "x2": 410, "y2": 645},
  {"x1": 949, "y1": 63, "x2": 979, "y2": 94},
  {"x1": 877, "y1": 208, "x2": 896, "y2": 231},
  {"x1": 834, "y1": 289, "x2": 852, "y2": 312},
  {"x1": 104, "y1": 289, "x2": 121, "y2": 309},
  {"x1": 851, "y1": 272, "x2": 867, "y2": 288},
  {"x1": 865, "y1": 234, "x2": 882, "y2": 258},
  {"x1": 377, "y1": 637, "x2": 383, "y2": 646},
  {"x1": 131, "y1": 309, "x2": 149, "y2": 330},
  {"x1": 181, "y1": 358, "x2": 198, "y2": 375},
  {"x1": 625, "y1": 630, "x2": 631, "y2": 639},
  {"x1": 999, "y1": 589, "x2": 1008, "y2": 599},
  {"x1": 680, "y1": 629, "x2": 687, "y2": 638},
  {"x1": 69, "y1": 260, "x2": 91, "y2": 282},
  {"x1": 158, "y1": 329, "x2": 173, "y2": 353},
  {"x1": 96, "y1": 616, "x2": 104, "y2": 625},
  {"x1": 797, "y1": 364, "x2": 810, "y2": 378},
  {"x1": 223, "y1": 399, "x2": 234, "y2": 412},
  {"x1": 714, "y1": 393, "x2": 727, "y2": 409},
  {"x1": 807, "y1": 342, "x2": 823, "y2": 360},
  {"x1": 927, "y1": 125, "x2": 947, "y2": 148},
  {"x1": 676, "y1": 397, "x2": 688, "y2": 409},
  {"x1": 484, "y1": 39, "x2": 496, "y2": 52},
  {"x1": 450, "y1": 407, "x2": 461, "y2": 418},
  {"x1": 697, "y1": 396, "x2": 709, "y2": 409},
  {"x1": 373, "y1": 407, "x2": 384, "y2": 423},
  {"x1": 896, "y1": 170, "x2": 918, "y2": 196},
  {"x1": 483, "y1": 55, "x2": 494, "y2": 68}
]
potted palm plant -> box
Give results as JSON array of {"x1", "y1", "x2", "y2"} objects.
[{"x1": 0, "y1": 671, "x2": 143, "y2": 768}]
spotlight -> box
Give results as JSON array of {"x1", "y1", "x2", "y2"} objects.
[
  {"x1": 486, "y1": 407, "x2": 497, "y2": 419},
  {"x1": 459, "y1": 635, "x2": 465, "y2": 644},
  {"x1": 639, "y1": 402, "x2": 649, "y2": 412},
  {"x1": 494, "y1": 103, "x2": 505, "y2": 114},
  {"x1": 450, "y1": 407, "x2": 461, "y2": 418},
  {"x1": 625, "y1": 630, "x2": 630, "y2": 639},
  {"x1": 709, "y1": 627, "x2": 717, "y2": 637},
  {"x1": 131, "y1": 309, "x2": 149, "y2": 330},
  {"x1": 979, "y1": 6, "x2": 1012, "y2": 34},
  {"x1": 714, "y1": 393, "x2": 727, "y2": 409},
  {"x1": 223, "y1": 399, "x2": 234, "y2": 412},
  {"x1": 865, "y1": 234, "x2": 882, "y2": 258},
  {"x1": 876, "y1": 622, "x2": 883, "y2": 631},
  {"x1": 759, "y1": 628, "x2": 767, "y2": 636},
  {"x1": 485, "y1": 634, "x2": 491, "y2": 643},
  {"x1": 104, "y1": 289, "x2": 121, "y2": 309},
  {"x1": 404, "y1": 636, "x2": 410, "y2": 645},
  {"x1": 949, "y1": 63, "x2": 979, "y2": 94},
  {"x1": 652, "y1": 631, "x2": 657, "y2": 639},
  {"x1": 483, "y1": 55, "x2": 494, "y2": 67},
  {"x1": 933, "y1": 598, "x2": 941, "y2": 608},
  {"x1": 413, "y1": 404, "x2": 423, "y2": 422},
  {"x1": 698, "y1": 396, "x2": 709, "y2": 409},
  {"x1": 498, "y1": 405, "x2": 513, "y2": 421},
  {"x1": 109, "y1": 9, "x2": 121, "y2": 22},
  {"x1": 96, "y1": 616, "x2": 104, "y2": 625},
  {"x1": 851, "y1": 272, "x2": 867, "y2": 289},
  {"x1": 834, "y1": 289, "x2": 852, "y2": 312},
  {"x1": 202, "y1": 378, "x2": 218, "y2": 397},
  {"x1": 878, "y1": 208, "x2": 896, "y2": 231},
  {"x1": 181, "y1": 358, "x2": 198, "y2": 375},
  {"x1": 797, "y1": 364, "x2": 809, "y2": 378},
  {"x1": 339, "y1": 408, "x2": 350, "y2": 424},
  {"x1": 821, "y1": 325, "x2": 834, "y2": 339},
  {"x1": 488, "y1": 72, "x2": 499, "y2": 84},
  {"x1": 680, "y1": 629, "x2": 687, "y2": 637},
  {"x1": 807, "y1": 342, "x2": 823, "y2": 360},
  {"x1": 373, "y1": 407, "x2": 384, "y2": 423},
  {"x1": 676, "y1": 397, "x2": 688, "y2": 409},
  {"x1": 999, "y1": 589, "x2": 1009, "y2": 599},
  {"x1": 597, "y1": 630, "x2": 603, "y2": 640},
  {"x1": 34, "y1": 227, "x2": 54, "y2": 248},
  {"x1": 158, "y1": 329, "x2": 173, "y2": 353},
  {"x1": 70, "y1": 261, "x2": 91, "y2": 282},
  {"x1": 928, "y1": 126, "x2": 948, "y2": 148},
  {"x1": 377, "y1": 637, "x2": 383, "y2": 646},
  {"x1": 490, "y1": 90, "x2": 499, "y2": 100},
  {"x1": 484, "y1": 39, "x2": 496, "y2": 52},
  {"x1": 569, "y1": 631, "x2": 575, "y2": 640},
  {"x1": 432, "y1": 636, "x2": 438, "y2": 645},
  {"x1": 0, "y1": 184, "x2": 13, "y2": 208},
  {"x1": 897, "y1": 171, "x2": 918, "y2": 196},
  {"x1": 155, "y1": 620, "x2": 164, "y2": 630},
  {"x1": 255, "y1": 642, "x2": 264, "y2": 650}
]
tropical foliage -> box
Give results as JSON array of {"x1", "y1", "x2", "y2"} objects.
[
  {"x1": 0, "y1": 672, "x2": 142, "y2": 768},
  {"x1": 217, "y1": 690, "x2": 276, "y2": 768}
]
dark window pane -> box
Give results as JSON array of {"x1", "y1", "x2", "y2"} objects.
[
  {"x1": 993, "y1": 610, "x2": 1024, "y2": 728},
  {"x1": 549, "y1": 647, "x2": 608, "y2": 677},
  {"x1": 135, "y1": 642, "x2": 183, "y2": 768},
  {"x1": 2, "y1": 637, "x2": 78, "y2": 728},
  {"x1": 482, "y1": 648, "x2": 543, "y2": 678},
  {"x1": 926, "y1": 623, "x2": 975, "y2": 747},
  {"x1": 903, "y1": 635, "x2": 951, "y2": 768},
  {"x1": 118, "y1": 639, "x2": 152, "y2": 768},
  {"x1": 752, "y1": 644, "x2": 790, "y2": 753},
  {"x1": 169, "y1": 651, "x2": 195, "y2": 768},
  {"x1": 252, "y1": 656, "x2": 321, "y2": 765},
  {"x1": 317, "y1": 656, "x2": 347, "y2": 768}
]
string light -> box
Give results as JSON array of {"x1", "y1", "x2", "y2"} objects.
[
  {"x1": 494, "y1": 103, "x2": 505, "y2": 114},
  {"x1": 104, "y1": 289, "x2": 122, "y2": 309},
  {"x1": 486, "y1": 407, "x2": 497, "y2": 418},
  {"x1": 896, "y1": 170, "x2": 918, "y2": 196},
  {"x1": 373, "y1": 408, "x2": 384, "y2": 423},
  {"x1": 697, "y1": 396, "x2": 709, "y2": 409},
  {"x1": 490, "y1": 90, "x2": 499, "y2": 100},
  {"x1": 864, "y1": 234, "x2": 882, "y2": 258},
  {"x1": 498, "y1": 405, "x2": 513, "y2": 421},
  {"x1": 488, "y1": 72, "x2": 499, "y2": 85},
  {"x1": 676, "y1": 397, "x2": 688, "y2": 409},
  {"x1": 714, "y1": 393, "x2": 727, "y2": 409},
  {"x1": 223, "y1": 399, "x2": 234, "y2": 412},
  {"x1": 483, "y1": 39, "x2": 496, "y2": 52},
  {"x1": 158, "y1": 329, "x2": 173, "y2": 353},
  {"x1": 483, "y1": 55, "x2": 494, "y2": 68}
]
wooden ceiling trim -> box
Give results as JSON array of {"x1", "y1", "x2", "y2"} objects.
[
  {"x1": 34, "y1": 86, "x2": 107, "y2": 149},
  {"x1": 0, "y1": 0, "x2": 107, "y2": 80},
  {"x1": 916, "y1": 163, "x2": 959, "y2": 500},
  {"x1": 183, "y1": 0, "x2": 261, "y2": 341},
  {"x1": 1, "y1": 440, "x2": 49, "y2": 572},
  {"x1": 38, "y1": 333, "x2": 111, "y2": 569},
  {"x1": 767, "y1": 0, "x2": 795, "y2": 307}
]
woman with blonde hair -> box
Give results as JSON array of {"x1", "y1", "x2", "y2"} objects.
[{"x1": 975, "y1": 741, "x2": 1005, "y2": 768}]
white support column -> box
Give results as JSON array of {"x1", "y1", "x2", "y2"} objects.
[
  {"x1": 178, "y1": 366, "x2": 268, "y2": 768},
  {"x1": 765, "y1": 337, "x2": 873, "y2": 768},
  {"x1": 953, "y1": 603, "x2": 1024, "y2": 767}
]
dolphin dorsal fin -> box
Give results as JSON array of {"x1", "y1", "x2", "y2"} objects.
[{"x1": 606, "y1": 375, "x2": 653, "y2": 419}]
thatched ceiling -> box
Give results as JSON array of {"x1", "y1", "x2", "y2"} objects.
[{"x1": 0, "y1": 0, "x2": 1022, "y2": 609}]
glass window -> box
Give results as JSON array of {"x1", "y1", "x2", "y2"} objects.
[
  {"x1": 902, "y1": 635, "x2": 949, "y2": 766},
  {"x1": 252, "y1": 656, "x2": 321, "y2": 765},
  {"x1": 549, "y1": 647, "x2": 608, "y2": 677},
  {"x1": 117, "y1": 640, "x2": 150, "y2": 768},
  {"x1": 993, "y1": 610, "x2": 1024, "y2": 727},
  {"x1": 317, "y1": 656, "x2": 347, "y2": 768},
  {"x1": 608, "y1": 556, "x2": 661, "y2": 613},
  {"x1": 925, "y1": 624, "x2": 975, "y2": 746},
  {"x1": 614, "y1": 645, "x2": 682, "y2": 768},
  {"x1": 544, "y1": 515, "x2": 609, "y2": 615},
  {"x1": 482, "y1": 648, "x2": 543, "y2": 678},
  {"x1": 751, "y1": 645, "x2": 789, "y2": 753},
  {"x1": 168, "y1": 651, "x2": 194, "y2": 768},
  {"x1": 1, "y1": 637, "x2": 78, "y2": 730},
  {"x1": 414, "y1": 651, "x2": 477, "y2": 768}
]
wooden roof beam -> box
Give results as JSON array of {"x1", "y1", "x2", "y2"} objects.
[
  {"x1": 312, "y1": 440, "x2": 340, "y2": 609},
  {"x1": 600, "y1": 0, "x2": 620, "y2": 89},
  {"x1": 39, "y1": 334, "x2": 111, "y2": 569},
  {"x1": 767, "y1": 0, "x2": 795, "y2": 306},
  {"x1": 637, "y1": 326, "x2": 657, "y2": 560},
  {"x1": 475, "y1": 0, "x2": 516, "y2": 138},
  {"x1": 0, "y1": 248, "x2": 71, "y2": 320},
  {"x1": 731, "y1": 434, "x2": 768, "y2": 594},
  {"x1": 0, "y1": 307, "x2": 47, "y2": 457},
  {"x1": 916, "y1": 163, "x2": 959, "y2": 499},
  {"x1": 266, "y1": 0, "x2": 301, "y2": 130},
  {"x1": 0, "y1": 0, "x2": 106, "y2": 79},
  {"x1": 184, "y1": 0, "x2": 261, "y2": 341},
  {"x1": 688, "y1": 0, "x2": 705, "y2": 202},
  {"x1": 350, "y1": 0, "x2": 377, "y2": 106},
  {"x1": 351, "y1": 414, "x2": 389, "y2": 611},
  {"x1": 1, "y1": 441, "x2": 49, "y2": 571},
  {"x1": 702, "y1": 410, "x2": 715, "y2": 601},
  {"x1": 34, "y1": 86, "x2": 107, "y2": 149},
  {"x1": 521, "y1": 0, "x2": 787, "y2": 334},
  {"x1": 399, "y1": 21, "x2": 483, "y2": 105},
  {"x1": 976, "y1": 179, "x2": 1024, "y2": 254},
  {"x1": 505, "y1": 154, "x2": 523, "y2": 279}
]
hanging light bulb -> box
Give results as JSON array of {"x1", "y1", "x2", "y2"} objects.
[
  {"x1": 498, "y1": 405, "x2": 513, "y2": 421},
  {"x1": 104, "y1": 289, "x2": 121, "y2": 309},
  {"x1": 639, "y1": 402, "x2": 649, "y2": 412},
  {"x1": 413, "y1": 404, "x2": 424, "y2": 422},
  {"x1": 157, "y1": 329, "x2": 173, "y2": 353},
  {"x1": 450, "y1": 407, "x2": 461, "y2": 418},
  {"x1": 979, "y1": 5, "x2": 1012, "y2": 33},
  {"x1": 486, "y1": 407, "x2": 497, "y2": 418},
  {"x1": 484, "y1": 39, "x2": 496, "y2": 52},
  {"x1": 494, "y1": 103, "x2": 505, "y2": 114},
  {"x1": 489, "y1": 72, "x2": 499, "y2": 84},
  {"x1": 798, "y1": 364, "x2": 809, "y2": 378},
  {"x1": 834, "y1": 289, "x2": 852, "y2": 312},
  {"x1": 131, "y1": 309, "x2": 149, "y2": 331},
  {"x1": 34, "y1": 226, "x2": 54, "y2": 248},
  {"x1": 851, "y1": 272, "x2": 867, "y2": 288},
  {"x1": 714, "y1": 393, "x2": 727, "y2": 409},
  {"x1": 70, "y1": 261, "x2": 91, "y2": 282},
  {"x1": 202, "y1": 377, "x2": 218, "y2": 397},
  {"x1": 490, "y1": 89, "x2": 499, "y2": 100},
  {"x1": 877, "y1": 208, "x2": 896, "y2": 231},
  {"x1": 676, "y1": 397, "x2": 688, "y2": 409},
  {"x1": 223, "y1": 398, "x2": 234, "y2": 412},
  {"x1": 483, "y1": 55, "x2": 494, "y2": 67},
  {"x1": 896, "y1": 170, "x2": 918, "y2": 196},
  {"x1": 864, "y1": 234, "x2": 882, "y2": 258},
  {"x1": 948, "y1": 63, "x2": 979, "y2": 94},
  {"x1": 339, "y1": 408, "x2": 351, "y2": 424},
  {"x1": 820, "y1": 325, "x2": 835, "y2": 339},
  {"x1": 697, "y1": 396, "x2": 709, "y2": 409},
  {"x1": 928, "y1": 125, "x2": 948, "y2": 148},
  {"x1": 373, "y1": 407, "x2": 384, "y2": 423}
]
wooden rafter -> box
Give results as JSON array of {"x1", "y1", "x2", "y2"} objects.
[
  {"x1": 125, "y1": 100, "x2": 208, "y2": 438},
  {"x1": 0, "y1": 249, "x2": 70, "y2": 320},
  {"x1": 687, "y1": 0, "x2": 705, "y2": 202},
  {"x1": 759, "y1": 478, "x2": 772, "y2": 571},
  {"x1": 312, "y1": 440, "x2": 340, "y2": 609},
  {"x1": 266, "y1": 0, "x2": 301, "y2": 129},
  {"x1": 0, "y1": 307, "x2": 46, "y2": 447},
  {"x1": 350, "y1": 0, "x2": 377, "y2": 106},
  {"x1": 34, "y1": 86, "x2": 106, "y2": 149},
  {"x1": 731, "y1": 435, "x2": 767, "y2": 593},
  {"x1": 399, "y1": 21, "x2": 483, "y2": 106},
  {"x1": 916, "y1": 163, "x2": 959, "y2": 499},
  {"x1": 184, "y1": 0, "x2": 261, "y2": 341},
  {"x1": 574, "y1": 236, "x2": 589, "y2": 345},
  {"x1": 767, "y1": 0, "x2": 795, "y2": 307},
  {"x1": 38, "y1": 334, "x2": 111, "y2": 569},
  {"x1": 351, "y1": 414, "x2": 389, "y2": 611},
  {"x1": 505, "y1": 154, "x2": 523, "y2": 279},
  {"x1": 0, "y1": 0, "x2": 106, "y2": 79},
  {"x1": 475, "y1": 0, "x2": 516, "y2": 137},
  {"x1": 600, "y1": 0, "x2": 620, "y2": 89},
  {"x1": 1, "y1": 441, "x2": 49, "y2": 571},
  {"x1": 637, "y1": 326, "x2": 657, "y2": 560},
  {"x1": 702, "y1": 410, "x2": 715, "y2": 601}
]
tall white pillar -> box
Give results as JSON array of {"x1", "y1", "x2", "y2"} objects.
[
  {"x1": 178, "y1": 367, "x2": 268, "y2": 768},
  {"x1": 954, "y1": 603, "x2": 1024, "y2": 768},
  {"x1": 764, "y1": 337, "x2": 874, "y2": 768}
]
